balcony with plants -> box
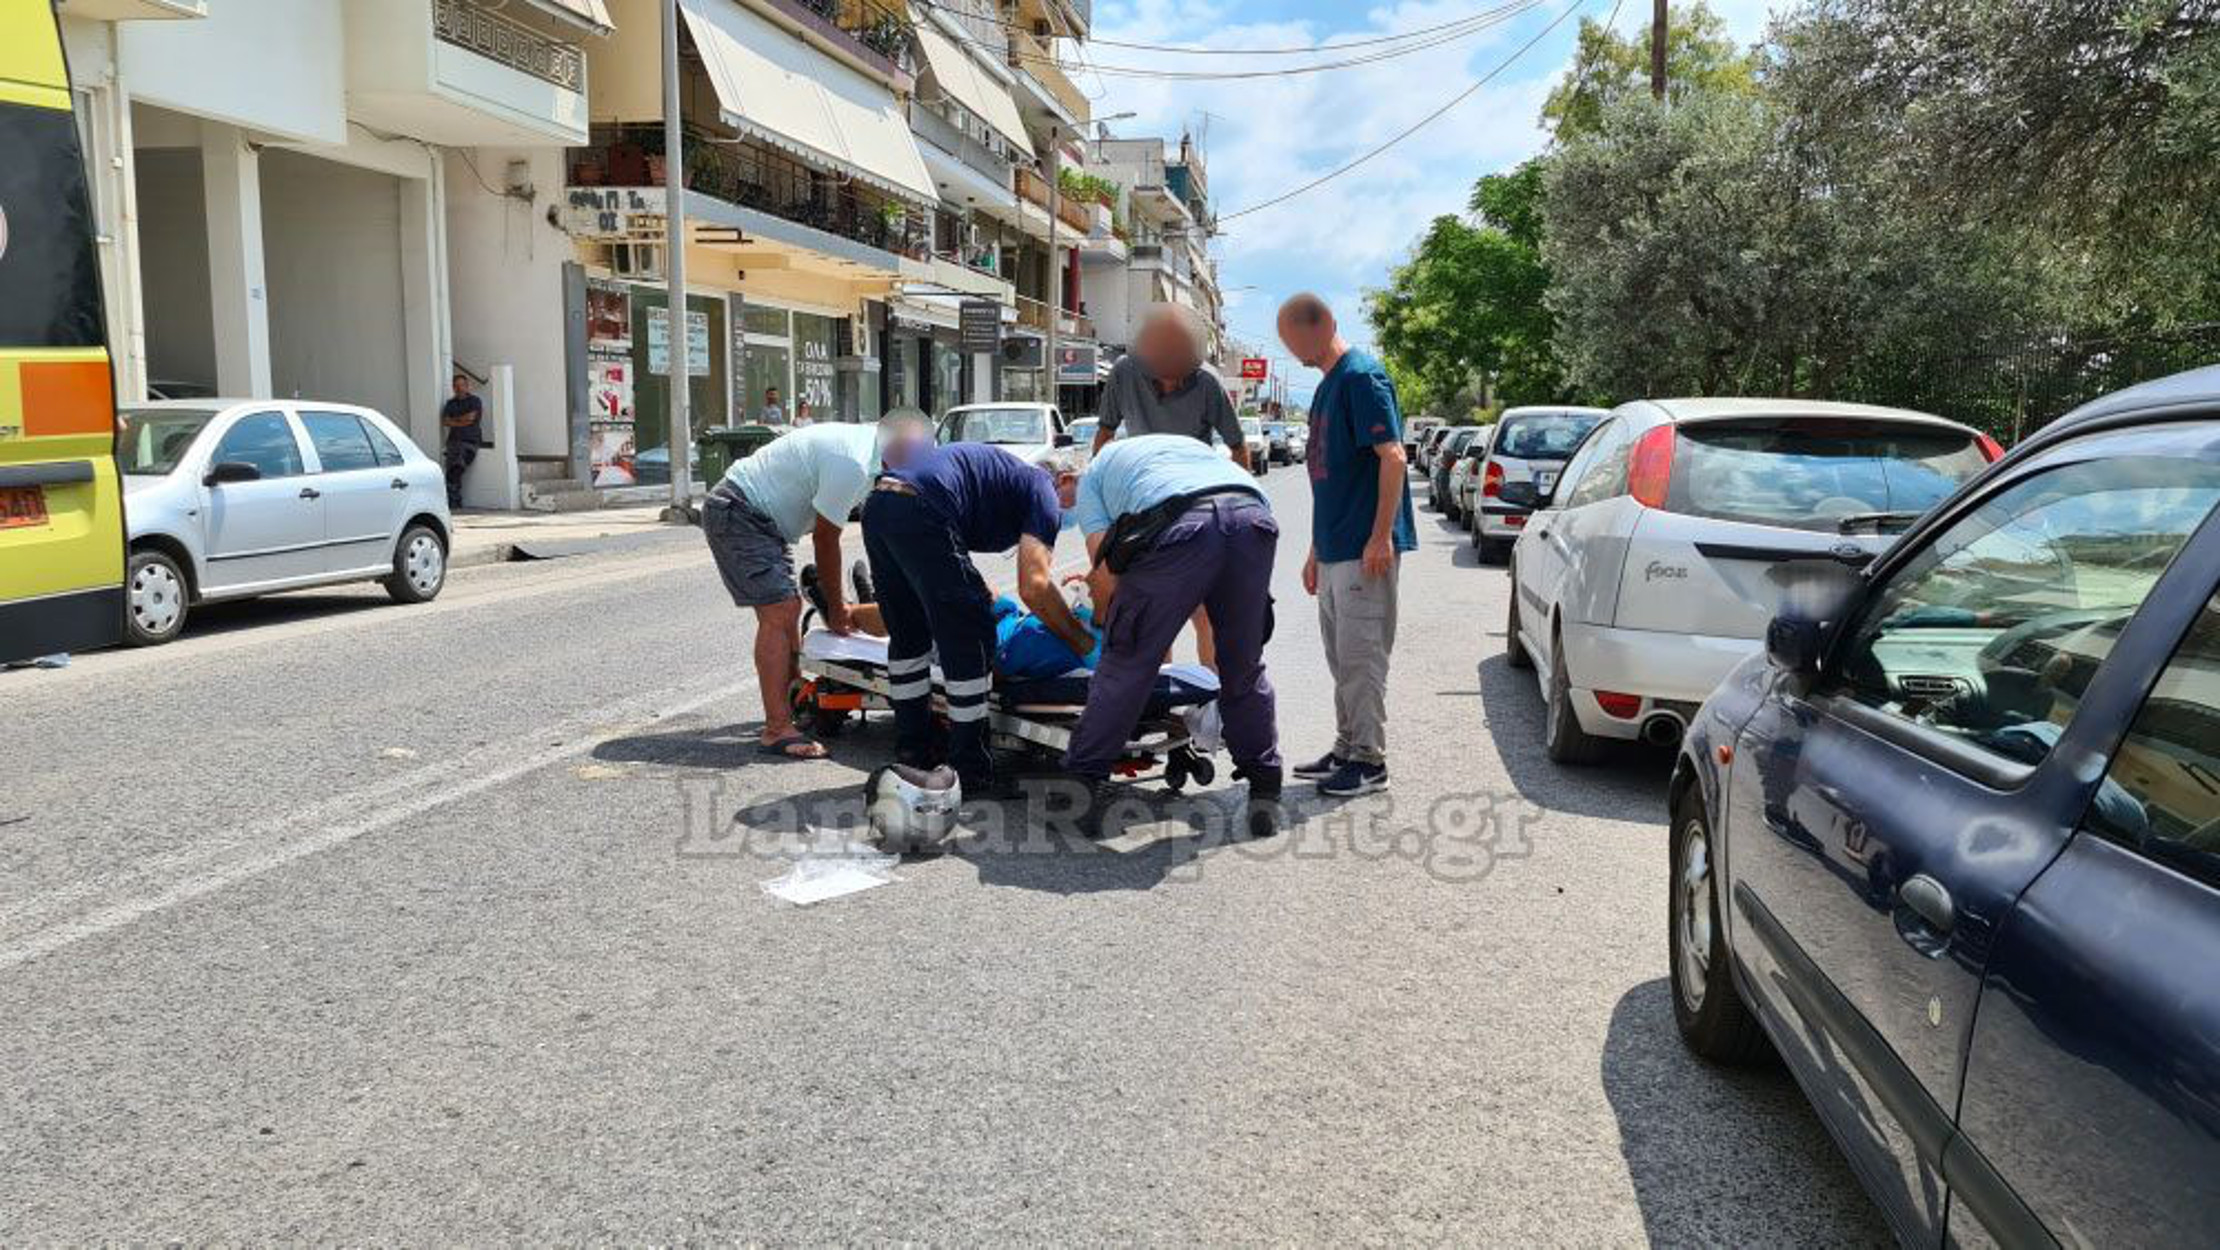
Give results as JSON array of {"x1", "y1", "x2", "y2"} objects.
[{"x1": 568, "y1": 122, "x2": 931, "y2": 261}]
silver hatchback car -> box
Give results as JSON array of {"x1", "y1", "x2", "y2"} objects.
[{"x1": 117, "y1": 400, "x2": 452, "y2": 646}]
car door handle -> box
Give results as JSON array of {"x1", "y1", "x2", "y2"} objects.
[
  {"x1": 390, "y1": 478, "x2": 409, "y2": 490},
  {"x1": 299, "y1": 487, "x2": 321, "y2": 500},
  {"x1": 1897, "y1": 874, "x2": 1955, "y2": 934}
]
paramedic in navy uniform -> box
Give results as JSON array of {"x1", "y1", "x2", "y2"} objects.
[{"x1": 861, "y1": 443, "x2": 1093, "y2": 795}]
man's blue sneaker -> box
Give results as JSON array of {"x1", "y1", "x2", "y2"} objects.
[
  {"x1": 1291, "y1": 751, "x2": 1342, "y2": 780},
  {"x1": 1317, "y1": 760, "x2": 1389, "y2": 797}
]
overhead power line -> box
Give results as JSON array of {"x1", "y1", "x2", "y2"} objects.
[
  {"x1": 911, "y1": 0, "x2": 1535, "y2": 57},
  {"x1": 925, "y1": 1, "x2": 1549, "y2": 82},
  {"x1": 1218, "y1": 0, "x2": 1593, "y2": 223}
]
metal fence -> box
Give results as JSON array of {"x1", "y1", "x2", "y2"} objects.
[{"x1": 1842, "y1": 323, "x2": 2220, "y2": 444}]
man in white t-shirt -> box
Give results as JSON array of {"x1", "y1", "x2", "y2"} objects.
[{"x1": 702, "y1": 411, "x2": 932, "y2": 759}]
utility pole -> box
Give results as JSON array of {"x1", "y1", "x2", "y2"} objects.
[
  {"x1": 661, "y1": 0, "x2": 694, "y2": 518},
  {"x1": 1650, "y1": 0, "x2": 1668, "y2": 102},
  {"x1": 1043, "y1": 125, "x2": 1060, "y2": 411}
]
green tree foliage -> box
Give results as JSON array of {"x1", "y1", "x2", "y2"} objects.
[
  {"x1": 1541, "y1": 1, "x2": 1758, "y2": 140},
  {"x1": 1366, "y1": 160, "x2": 1582, "y2": 413}
]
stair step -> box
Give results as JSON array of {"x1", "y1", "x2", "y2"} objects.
[{"x1": 516, "y1": 458, "x2": 572, "y2": 483}]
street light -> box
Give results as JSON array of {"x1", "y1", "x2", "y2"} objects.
[{"x1": 1046, "y1": 110, "x2": 1136, "y2": 407}]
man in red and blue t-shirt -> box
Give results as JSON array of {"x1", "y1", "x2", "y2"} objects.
[{"x1": 1277, "y1": 293, "x2": 1417, "y2": 796}]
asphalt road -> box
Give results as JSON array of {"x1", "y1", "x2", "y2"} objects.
[{"x1": 0, "y1": 465, "x2": 1887, "y2": 1244}]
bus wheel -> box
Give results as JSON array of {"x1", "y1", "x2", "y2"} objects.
[{"x1": 124, "y1": 549, "x2": 190, "y2": 646}]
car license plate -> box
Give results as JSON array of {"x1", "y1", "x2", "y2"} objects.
[
  {"x1": 0, "y1": 486, "x2": 49, "y2": 530},
  {"x1": 1537, "y1": 470, "x2": 1558, "y2": 492}
]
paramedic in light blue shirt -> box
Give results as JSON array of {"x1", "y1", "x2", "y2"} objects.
[{"x1": 1067, "y1": 434, "x2": 1283, "y2": 840}]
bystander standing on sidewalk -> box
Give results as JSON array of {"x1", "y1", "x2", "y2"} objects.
[
  {"x1": 1276, "y1": 293, "x2": 1416, "y2": 796},
  {"x1": 440, "y1": 372, "x2": 484, "y2": 509}
]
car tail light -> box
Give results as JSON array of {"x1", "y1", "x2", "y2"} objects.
[
  {"x1": 1482, "y1": 459, "x2": 1504, "y2": 498},
  {"x1": 1595, "y1": 691, "x2": 1644, "y2": 720},
  {"x1": 1628, "y1": 426, "x2": 1677, "y2": 509},
  {"x1": 1505, "y1": 514, "x2": 1526, "y2": 528},
  {"x1": 1976, "y1": 433, "x2": 2004, "y2": 462}
]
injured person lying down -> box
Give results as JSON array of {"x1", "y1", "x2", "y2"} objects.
[{"x1": 802, "y1": 561, "x2": 1105, "y2": 680}]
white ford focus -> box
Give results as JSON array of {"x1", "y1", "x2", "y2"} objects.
[{"x1": 1505, "y1": 398, "x2": 2000, "y2": 762}]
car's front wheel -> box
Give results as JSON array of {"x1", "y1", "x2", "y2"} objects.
[
  {"x1": 1669, "y1": 790, "x2": 1773, "y2": 1064},
  {"x1": 123, "y1": 548, "x2": 190, "y2": 646},
  {"x1": 385, "y1": 523, "x2": 447, "y2": 604}
]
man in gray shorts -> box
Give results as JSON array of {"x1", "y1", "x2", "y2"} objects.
[{"x1": 702, "y1": 409, "x2": 931, "y2": 759}]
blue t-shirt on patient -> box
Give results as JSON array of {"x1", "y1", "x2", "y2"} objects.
[
  {"x1": 892, "y1": 443, "x2": 1062, "y2": 552},
  {"x1": 993, "y1": 596, "x2": 1103, "y2": 677}
]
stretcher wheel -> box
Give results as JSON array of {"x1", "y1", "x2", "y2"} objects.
[
  {"x1": 810, "y1": 708, "x2": 851, "y2": 738},
  {"x1": 1188, "y1": 753, "x2": 1216, "y2": 787},
  {"x1": 1164, "y1": 752, "x2": 1190, "y2": 794}
]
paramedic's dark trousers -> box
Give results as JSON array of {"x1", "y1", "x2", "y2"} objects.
[
  {"x1": 1066, "y1": 496, "x2": 1281, "y2": 780},
  {"x1": 860, "y1": 487, "x2": 998, "y2": 785}
]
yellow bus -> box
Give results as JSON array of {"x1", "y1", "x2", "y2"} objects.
[{"x1": 0, "y1": 0, "x2": 122, "y2": 664}]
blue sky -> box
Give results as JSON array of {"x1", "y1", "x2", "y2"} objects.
[{"x1": 1083, "y1": 0, "x2": 1780, "y2": 403}]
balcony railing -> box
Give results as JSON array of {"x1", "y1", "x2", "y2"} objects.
[
  {"x1": 568, "y1": 124, "x2": 928, "y2": 260},
  {"x1": 762, "y1": 0, "x2": 917, "y2": 81},
  {"x1": 435, "y1": 0, "x2": 586, "y2": 93},
  {"x1": 1010, "y1": 28, "x2": 1089, "y2": 122},
  {"x1": 1014, "y1": 166, "x2": 1093, "y2": 233},
  {"x1": 1015, "y1": 294, "x2": 1094, "y2": 341}
]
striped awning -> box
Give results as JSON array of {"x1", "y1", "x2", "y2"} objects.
[
  {"x1": 679, "y1": 0, "x2": 937, "y2": 205},
  {"x1": 912, "y1": 14, "x2": 1034, "y2": 157}
]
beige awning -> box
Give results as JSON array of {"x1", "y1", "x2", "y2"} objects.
[
  {"x1": 679, "y1": 0, "x2": 937, "y2": 205},
  {"x1": 522, "y1": 0, "x2": 614, "y2": 32},
  {"x1": 912, "y1": 16, "x2": 1034, "y2": 158}
]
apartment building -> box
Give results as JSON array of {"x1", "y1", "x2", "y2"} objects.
[{"x1": 1083, "y1": 132, "x2": 1225, "y2": 372}]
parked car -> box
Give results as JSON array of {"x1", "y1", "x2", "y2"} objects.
[
  {"x1": 1417, "y1": 424, "x2": 1456, "y2": 474},
  {"x1": 938, "y1": 402, "x2": 1074, "y2": 467},
  {"x1": 1468, "y1": 406, "x2": 1611, "y2": 562},
  {"x1": 1447, "y1": 432, "x2": 1496, "y2": 528},
  {"x1": 1505, "y1": 398, "x2": 1999, "y2": 762},
  {"x1": 1667, "y1": 365, "x2": 2220, "y2": 1247},
  {"x1": 1239, "y1": 417, "x2": 1270, "y2": 476},
  {"x1": 1428, "y1": 426, "x2": 1484, "y2": 518},
  {"x1": 1405, "y1": 417, "x2": 1443, "y2": 460},
  {"x1": 1286, "y1": 424, "x2": 1309, "y2": 464},
  {"x1": 1067, "y1": 416, "x2": 1100, "y2": 448},
  {"x1": 116, "y1": 400, "x2": 452, "y2": 646},
  {"x1": 1264, "y1": 421, "x2": 1295, "y2": 464}
]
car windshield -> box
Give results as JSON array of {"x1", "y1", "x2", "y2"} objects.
[
  {"x1": 947, "y1": 408, "x2": 1048, "y2": 445},
  {"x1": 118, "y1": 408, "x2": 220, "y2": 476},
  {"x1": 1496, "y1": 413, "x2": 1604, "y2": 460},
  {"x1": 1242, "y1": 419, "x2": 1263, "y2": 437},
  {"x1": 1068, "y1": 419, "x2": 1098, "y2": 443},
  {"x1": 1672, "y1": 419, "x2": 1989, "y2": 531}
]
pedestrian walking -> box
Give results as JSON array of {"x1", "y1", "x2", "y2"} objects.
[
  {"x1": 1068, "y1": 434, "x2": 1282, "y2": 839},
  {"x1": 440, "y1": 372, "x2": 484, "y2": 509},
  {"x1": 1276, "y1": 293, "x2": 1416, "y2": 796},
  {"x1": 701, "y1": 411, "x2": 932, "y2": 760},
  {"x1": 861, "y1": 443, "x2": 1092, "y2": 794}
]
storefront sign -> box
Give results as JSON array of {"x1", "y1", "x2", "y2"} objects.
[
  {"x1": 566, "y1": 186, "x2": 667, "y2": 239},
  {"x1": 1055, "y1": 344, "x2": 1099, "y2": 385},
  {"x1": 794, "y1": 312, "x2": 840, "y2": 419},
  {"x1": 959, "y1": 300, "x2": 1002, "y2": 353},
  {"x1": 1239, "y1": 357, "x2": 1269, "y2": 381},
  {"x1": 647, "y1": 306, "x2": 712, "y2": 377}
]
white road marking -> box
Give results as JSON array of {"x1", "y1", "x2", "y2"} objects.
[{"x1": 0, "y1": 677, "x2": 748, "y2": 971}]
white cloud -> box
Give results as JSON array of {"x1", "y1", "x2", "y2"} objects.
[{"x1": 1084, "y1": 0, "x2": 1778, "y2": 399}]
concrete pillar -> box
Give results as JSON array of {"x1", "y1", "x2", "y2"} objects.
[
  {"x1": 200, "y1": 122, "x2": 271, "y2": 398},
  {"x1": 461, "y1": 365, "x2": 521, "y2": 510},
  {"x1": 399, "y1": 159, "x2": 451, "y2": 454},
  {"x1": 970, "y1": 351, "x2": 993, "y2": 404}
]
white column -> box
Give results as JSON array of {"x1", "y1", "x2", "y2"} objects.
[
  {"x1": 399, "y1": 158, "x2": 451, "y2": 454},
  {"x1": 200, "y1": 122, "x2": 272, "y2": 398},
  {"x1": 971, "y1": 352, "x2": 993, "y2": 404},
  {"x1": 462, "y1": 365, "x2": 521, "y2": 510}
]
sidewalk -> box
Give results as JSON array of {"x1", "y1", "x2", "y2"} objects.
[{"x1": 448, "y1": 504, "x2": 695, "y2": 570}]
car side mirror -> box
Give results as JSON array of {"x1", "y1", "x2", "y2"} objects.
[
  {"x1": 204, "y1": 460, "x2": 261, "y2": 486},
  {"x1": 1053, "y1": 431, "x2": 1075, "y2": 448},
  {"x1": 1765, "y1": 612, "x2": 1827, "y2": 676},
  {"x1": 1498, "y1": 480, "x2": 1543, "y2": 511}
]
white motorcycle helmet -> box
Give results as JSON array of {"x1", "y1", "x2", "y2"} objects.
[{"x1": 864, "y1": 763, "x2": 963, "y2": 851}]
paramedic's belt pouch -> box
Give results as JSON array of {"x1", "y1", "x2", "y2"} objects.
[{"x1": 1097, "y1": 486, "x2": 1259, "y2": 574}]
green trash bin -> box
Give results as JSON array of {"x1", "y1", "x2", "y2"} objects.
[{"x1": 695, "y1": 424, "x2": 779, "y2": 484}]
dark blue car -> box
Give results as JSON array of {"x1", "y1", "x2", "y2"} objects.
[{"x1": 1669, "y1": 365, "x2": 2220, "y2": 1246}]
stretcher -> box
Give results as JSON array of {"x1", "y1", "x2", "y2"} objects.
[{"x1": 791, "y1": 629, "x2": 1223, "y2": 790}]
